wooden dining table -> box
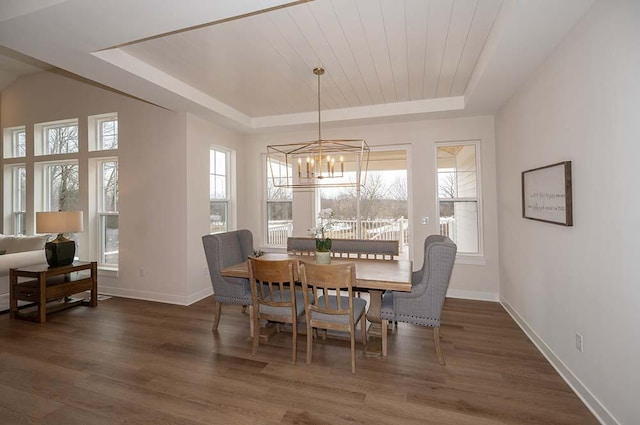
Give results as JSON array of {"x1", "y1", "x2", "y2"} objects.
[{"x1": 220, "y1": 253, "x2": 412, "y2": 357}]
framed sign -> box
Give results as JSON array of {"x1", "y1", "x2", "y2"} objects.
[{"x1": 522, "y1": 161, "x2": 573, "y2": 226}]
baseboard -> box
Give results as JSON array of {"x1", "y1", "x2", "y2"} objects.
[
  {"x1": 500, "y1": 297, "x2": 618, "y2": 425},
  {"x1": 98, "y1": 286, "x2": 193, "y2": 306},
  {"x1": 446, "y1": 288, "x2": 498, "y2": 302},
  {"x1": 0, "y1": 293, "x2": 8, "y2": 313},
  {"x1": 186, "y1": 287, "x2": 213, "y2": 305}
]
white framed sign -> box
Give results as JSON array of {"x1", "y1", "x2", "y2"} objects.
[{"x1": 522, "y1": 161, "x2": 573, "y2": 226}]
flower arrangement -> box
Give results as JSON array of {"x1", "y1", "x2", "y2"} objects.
[{"x1": 309, "y1": 208, "x2": 334, "y2": 252}]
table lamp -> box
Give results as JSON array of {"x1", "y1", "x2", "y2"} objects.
[{"x1": 36, "y1": 211, "x2": 84, "y2": 267}]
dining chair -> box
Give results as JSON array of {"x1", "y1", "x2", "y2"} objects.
[
  {"x1": 202, "y1": 230, "x2": 255, "y2": 336},
  {"x1": 380, "y1": 235, "x2": 456, "y2": 364},
  {"x1": 248, "y1": 257, "x2": 305, "y2": 363},
  {"x1": 298, "y1": 261, "x2": 367, "y2": 373}
]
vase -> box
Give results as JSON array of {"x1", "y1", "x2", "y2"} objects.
[{"x1": 315, "y1": 251, "x2": 331, "y2": 264}]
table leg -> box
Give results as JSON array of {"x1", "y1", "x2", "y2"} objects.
[
  {"x1": 9, "y1": 270, "x2": 17, "y2": 319},
  {"x1": 37, "y1": 273, "x2": 47, "y2": 323},
  {"x1": 365, "y1": 289, "x2": 383, "y2": 357},
  {"x1": 90, "y1": 262, "x2": 98, "y2": 307}
]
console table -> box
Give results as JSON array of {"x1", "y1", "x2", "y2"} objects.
[{"x1": 10, "y1": 261, "x2": 98, "y2": 323}]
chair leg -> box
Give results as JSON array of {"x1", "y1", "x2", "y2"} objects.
[
  {"x1": 242, "y1": 305, "x2": 247, "y2": 313},
  {"x1": 212, "y1": 301, "x2": 222, "y2": 332},
  {"x1": 306, "y1": 322, "x2": 313, "y2": 366},
  {"x1": 291, "y1": 319, "x2": 297, "y2": 364},
  {"x1": 249, "y1": 307, "x2": 255, "y2": 338},
  {"x1": 350, "y1": 325, "x2": 356, "y2": 374},
  {"x1": 433, "y1": 326, "x2": 445, "y2": 365},
  {"x1": 252, "y1": 307, "x2": 260, "y2": 355},
  {"x1": 381, "y1": 319, "x2": 388, "y2": 357},
  {"x1": 360, "y1": 316, "x2": 367, "y2": 346}
]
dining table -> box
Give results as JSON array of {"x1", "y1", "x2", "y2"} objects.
[{"x1": 220, "y1": 252, "x2": 412, "y2": 357}]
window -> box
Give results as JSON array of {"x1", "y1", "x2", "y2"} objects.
[
  {"x1": 266, "y1": 158, "x2": 293, "y2": 246},
  {"x1": 89, "y1": 114, "x2": 118, "y2": 151},
  {"x1": 11, "y1": 165, "x2": 26, "y2": 235},
  {"x1": 317, "y1": 150, "x2": 409, "y2": 252},
  {"x1": 209, "y1": 148, "x2": 229, "y2": 233},
  {"x1": 3, "y1": 116, "x2": 119, "y2": 270},
  {"x1": 36, "y1": 120, "x2": 79, "y2": 155},
  {"x1": 2, "y1": 126, "x2": 26, "y2": 158},
  {"x1": 437, "y1": 142, "x2": 481, "y2": 255},
  {"x1": 98, "y1": 160, "x2": 118, "y2": 266},
  {"x1": 43, "y1": 161, "x2": 79, "y2": 211}
]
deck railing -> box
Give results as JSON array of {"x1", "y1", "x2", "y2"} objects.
[
  {"x1": 267, "y1": 216, "x2": 456, "y2": 251},
  {"x1": 267, "y1": 221, "x2": 294, "y2": 246}
]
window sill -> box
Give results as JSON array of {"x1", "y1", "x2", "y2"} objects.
[
  {"x1": 98, "y1": 266, "x2": 119, "y2": 278},
  {"x1": 454, "y1": 255, "x2": 486, "y2": 266}
]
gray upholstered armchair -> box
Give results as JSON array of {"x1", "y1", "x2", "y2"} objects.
[
  {"x1": 202, "y1": 230, "x2": 254, "y2": 335},
  {"x1": 380, "y1": 235, "x2": 456, "y2": 364}
]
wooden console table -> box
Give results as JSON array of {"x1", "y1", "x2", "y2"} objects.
[{"x1": 10, "y1": 261, "x2": 98, "y2": 323}]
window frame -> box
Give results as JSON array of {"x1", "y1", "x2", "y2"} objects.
[
  {"x1": 96, "y1": 158, "x2": 119, "y2": 267},
  {"x1": 34, "y1": 119, "x2": 79, "y2": 156},
  {"x1": 6, "y1": 164, "x2": 27, "y2": 235},
  {"x1": 264, "y1": 156, "x2": 293, "y2": 247},
  {"x1": 313, "y1": 147, "x2": 410, "y2": 250},
  {"x1": 209, "y1": 146, "x2": 231, "y2": 234},
  {"x1": 2, "y1": 126, "x2": 26, "y2": 159},
  {"x1": 40, "y1": 159, "x2": 80, "y2": 212},
  {"x1": 435, "y1": 140, "x2": 484, "y2": 259},
  {"x1": 89, "y1": 113, "x2": 118, "y2": 151}
]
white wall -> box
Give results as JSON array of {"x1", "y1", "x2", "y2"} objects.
[
  {"x1": 243, "y1": 115, "x2": 500, "y2": 300},
  {"x1": 0, "y1": 71, "x2": 247, "y2": 305},
  {"x1": 495, "y1": 1, "x2": 639, "y2": 424},
  {"x1": 185, "y1": 113, "x2": 246, "y2": 303}
]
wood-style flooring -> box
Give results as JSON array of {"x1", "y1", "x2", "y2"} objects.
[{"x1": 0, "y1": 296, "x2": 599, "y2": 425}]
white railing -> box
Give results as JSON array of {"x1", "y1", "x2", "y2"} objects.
[
  {"x1": 267, "y1": 221, "x2": 294, "y2": 246},
  {"x1": 439, "y1": 217, "x2": 455, "y2": 240},
  {"x1": 267, "y1": 217, "x2": 455, "y2": 252}
]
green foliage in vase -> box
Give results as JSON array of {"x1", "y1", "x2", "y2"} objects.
[{"x1": 309, "y1": 208, "x2": 334, "y2": 252}]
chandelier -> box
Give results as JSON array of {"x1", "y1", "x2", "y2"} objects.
[{"x1": 267, "y1": 67, "x2": 369, "y2": 189}]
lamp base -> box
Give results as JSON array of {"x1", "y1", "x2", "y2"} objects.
[{"x1": 45, "y1": 235, "x2": 76, "y2": 267}]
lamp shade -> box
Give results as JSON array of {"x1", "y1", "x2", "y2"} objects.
[{"x1": 36, "y1": 211, "x2": 84, "y2": 234}]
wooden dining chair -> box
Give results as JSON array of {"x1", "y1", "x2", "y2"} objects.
[
  {"x1": 248, "y1": 257, "x2": 304, "y2": 363},
  {"x1": 298, "y1": 261, "x2": 367, "y2": 373}
]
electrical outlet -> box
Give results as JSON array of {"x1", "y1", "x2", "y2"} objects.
[
  {"x1": 421, "y1": 216, "x2": 429, "y2": 225},
  {"x1": 139, "y1": 268, "x2": 145, "y2": 278},
  {"x1": 575, "y1": 332, "x2": 583, "y2": 352}
]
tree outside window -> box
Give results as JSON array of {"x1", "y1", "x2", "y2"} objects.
[
  {"x1": 99, "y1": 118, "x2": 118, "y2": 150},
  {"x1": 46, "y1": 162, "x2": 79, "y2": 211},
  {"x1": 13, "y1": 128, "x2": 26, "y2": 158},
  {"x1": 99, "y1": 160, "x2": 118, "y2": 265},
  {"x1": 46, "y1": 124, "x2": 78, "y2": 154}
]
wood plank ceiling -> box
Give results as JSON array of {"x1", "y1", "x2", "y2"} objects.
[{"x1": 119, "y1": 0, "x2": 503, "y2": 118}]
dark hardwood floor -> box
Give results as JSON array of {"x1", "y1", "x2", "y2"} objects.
[{"x1": 0, "y1": 296, "x2": 599, "y2": 425}]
